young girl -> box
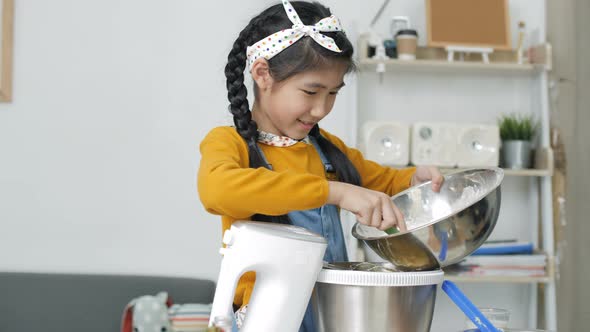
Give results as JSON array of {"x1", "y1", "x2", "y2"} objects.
[{"x1": 198, "y1": 1, "x2": 443, "y2": 331}]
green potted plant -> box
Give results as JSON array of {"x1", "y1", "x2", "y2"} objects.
[{"x1": 498, "y1": 113, "x2": 538, "y2": 169}]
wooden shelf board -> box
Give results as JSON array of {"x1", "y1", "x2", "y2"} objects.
[
  {"x1": 395, "y1": 148, "x2": 554, "y2": 177},
  {"x1": 439, "y1": 167, "x2": 552, "y2": 177},
  {"x1": 444, "y1": 147, "x2": 554, "y2": 177},
  {"x1": 356, "y1": 36, "x2": 551, "y2": 73},
  {"x1": 502, "y1": 168, "x2": 552, "y2": 177},
  {"x1": 358, "y1": 58, "x2": 544, "y2": 74},
  {"x1": 445, "y1": 274, "x2": 552, "y2": 284}
]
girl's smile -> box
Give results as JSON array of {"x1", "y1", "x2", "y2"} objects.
[
  {"x1": 297, "y1": 119, "x2": 316, "y2": 130},
  {"x1": 250, "y1": 59, "x2": 348, "y2": 140}
]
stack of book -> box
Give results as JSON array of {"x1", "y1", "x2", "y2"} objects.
[
  {"x1": 445, "y1": 241, "x2": 547, "y2": 278},
  {"x1": 169, "y1": 303, "x2": 212, "y2": 332}
]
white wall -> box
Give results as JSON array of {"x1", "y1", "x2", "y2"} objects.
[
  {"x1": 0, "y1": 1, "x2": 551, "y2": 325},
  {"x1": 0, "y1": 0, "x2": 376, "y2": 281}
]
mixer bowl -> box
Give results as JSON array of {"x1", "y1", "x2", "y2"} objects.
[
  {"x1": 312, "y1": 262, "x2": 444, "y2": 332},
  {"x1": 353, "y1": 168, "x2": 504, "y2": 271}
]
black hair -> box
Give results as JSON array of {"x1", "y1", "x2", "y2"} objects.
[{"x1": 224, "y1": 1, "x2": 361, "y2": 224}]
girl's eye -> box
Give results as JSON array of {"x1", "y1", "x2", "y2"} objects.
[
  {"x1": 329, "y1": 91, "x2": 339, "y2": 95},
  {"x1": 302, "y1": 90, "x2": 316, "y2": 95}
]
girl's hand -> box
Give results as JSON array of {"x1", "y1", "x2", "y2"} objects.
[
  {"x1": 411, "y1": 166, "x2": 444, "y2": 192},
  {"x1": 327, "y1": 181, "x2": 406, "y2": 232}
]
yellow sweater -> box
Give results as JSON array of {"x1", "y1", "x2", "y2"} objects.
[{"x1": 198, "y1": 126, "x2": 415, "y2": 307}]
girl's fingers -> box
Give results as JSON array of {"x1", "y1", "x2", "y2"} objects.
[
  {"x1": 431, "y1": 176, "x2": 442, "y2": 191},
  {"x1": 434, "y1": 177, "x2": 444, "y2": 192},
  {"x1": 360, "y1": 208, "x2": 374, "y2": 228},
  {"x1": 380, "y1": 196, "x2": 396, "y2": 230},
  {"x1": 428, "y1": 167, "x2": 444, "y2": 192},
  {"x1": 392, "y1": 203, "x2": 407, "y2": 232},
  {"x1": 372, "y1": 206, "x2": 383, "y2": 230}
]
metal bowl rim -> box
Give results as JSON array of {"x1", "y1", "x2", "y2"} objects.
[{"x1": 352, "y1": 167, "x2": 504, "y2": 241}]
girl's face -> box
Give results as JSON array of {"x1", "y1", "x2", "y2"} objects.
[{"x1": 252, "y1": 63, "x2": 347, "y2": 140}]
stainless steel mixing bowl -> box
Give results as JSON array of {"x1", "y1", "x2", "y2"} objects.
[
  {"x1": 312, "y1": 262, "x2": 444, "y2": 332},
  {"x1": 353, "y1": 168, "x2": 504, "y2": 271}
]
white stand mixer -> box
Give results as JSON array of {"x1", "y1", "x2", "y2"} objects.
[{"x1": 209, "y1": 221, "x2": 328, "y2": 332}]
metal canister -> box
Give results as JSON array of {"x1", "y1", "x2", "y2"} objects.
[{"x1": 312, "y1": 262, "x2": 444, "y2": 332}]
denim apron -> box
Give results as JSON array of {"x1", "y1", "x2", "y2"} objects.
[{"x1": 255, "y1": 136, "x2": 349, "y2": 332}]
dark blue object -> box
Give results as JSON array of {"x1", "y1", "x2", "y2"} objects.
[{"x1": 383, "y1": 39, "x2": 397, "y2": 58}]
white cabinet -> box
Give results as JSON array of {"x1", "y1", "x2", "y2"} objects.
[{"x1": 350, "y1": 34, "x2": 557, "y2": 331}]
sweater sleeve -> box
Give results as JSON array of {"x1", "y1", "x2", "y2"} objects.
[
  {"x1": 320, "y1": 129, "x2": 416, "y2": 196},
  {"x1": 198, "y1": 127, "x2": 330, "y2": 219}
]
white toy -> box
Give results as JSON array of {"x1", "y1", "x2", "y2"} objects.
[{"x1": 121, "y1": 292, "x2": 172, "y2": 332}]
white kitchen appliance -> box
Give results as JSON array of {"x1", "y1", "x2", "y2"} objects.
[
  {"x1": 411, "y1": 122, "x2": 458, "y2": 167},
  {"x1": 456, "y1": 124, "x2": 500, "y2": 167},
  {"x1": 209, "y1": 221, "x2": 327, "y2": 332},
  {"x1": 361, "y1": 121, "x2": 410, "y2": 166}
]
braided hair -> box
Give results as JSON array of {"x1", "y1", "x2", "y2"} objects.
[{"x1": 224, "y1": 1, "x2": 361, "y2": 224}]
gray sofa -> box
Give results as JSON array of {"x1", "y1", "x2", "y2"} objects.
[{"x1": 0, "y1": 272, "x2": 216, "y2": 332}]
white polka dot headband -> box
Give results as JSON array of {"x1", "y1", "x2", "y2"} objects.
[{"x1": 246, "y1": 0, "x2": 343, "y2": 68}]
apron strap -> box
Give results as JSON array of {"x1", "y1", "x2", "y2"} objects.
[
  {"x1": 252, "y1": 141, "x2": 273, "y2": 170},
  {"x1": 309, "y1": 136, "x2": 334, "y2": 173}
]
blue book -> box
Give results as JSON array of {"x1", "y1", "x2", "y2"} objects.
[{"x1": 472, "y1": 241, "x2": 534, "y2": 255}]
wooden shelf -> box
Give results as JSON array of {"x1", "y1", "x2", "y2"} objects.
[
  {"x1": 441, "y1": 167, "x2": 552, "y2": 177},
  {"x1": 355, "y1": 30, "x2": 558, "y2": 330},
  {"x1": 358, "y1": 58, "x2": 544, "y2": 75},
  {"x1": 389, "y1": 147, "x2": 555, "y2": 177},
  {"x1": 502, "y1": 168, "x2": 552, "y2": 177},
  {"x1": 444, "y1": 274, "x2": 552, "y2": 284},
  {"x1": 357, "y1": 36, "x2": 552, "y2": 74}
]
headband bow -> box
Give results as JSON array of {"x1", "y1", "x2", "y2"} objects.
[{"x1": 246, "y1": 1, "x2": 343, "y2": 68}]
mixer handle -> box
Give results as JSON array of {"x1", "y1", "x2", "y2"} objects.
[{"x1": 208, "y1": 252, "x2": 242, "y2": 328}]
